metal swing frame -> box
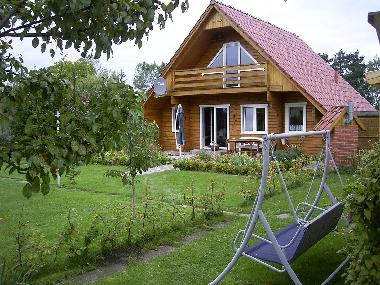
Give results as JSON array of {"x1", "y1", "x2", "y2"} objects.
[{"x1": 210, "y1": 130, "x2": 349, "y2": 285}]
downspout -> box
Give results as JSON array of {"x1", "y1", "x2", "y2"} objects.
[{"x1": 344, "y1": 102, "x2": 353, "y2": 125}]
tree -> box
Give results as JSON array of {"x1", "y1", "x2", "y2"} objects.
[
  {"x1": 0, "y1": 1, "x2": 189, "y2": 197},
  {"x1": 0, "y1": 0, "x2": 189, "y2": 58},
  {"x1": 133, "y1": 61, "x2": 166, "y2": 93},
  {"x1": 106, "y1": 110, "x2": 159, "y2": 218},
  {"x1": 367, "y1": 55, "x2": 380, "y2": 72},
  {"x1": 319, "y1": 50, "x2": 380, "y2": 107}
]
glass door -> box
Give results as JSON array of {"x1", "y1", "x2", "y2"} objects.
[{"x1": 201, "y1": 106, "x2": 229, "y2": 148}]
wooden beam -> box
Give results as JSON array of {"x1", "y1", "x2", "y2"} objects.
[
  {"x1": 269, "y1": 85, "x2": 283, "y2": 91},
  {"x1": 175, "y1": 63, "x2": 264, "y2": 75},
  {"x1": 172, "y1": 86, "x2": 267, "y2": 96}
]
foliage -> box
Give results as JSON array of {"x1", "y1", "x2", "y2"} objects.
[
  {"x1": 94, "y1": 148, "x2": 171, "y2": 167},
  {"x1": 319, "y1": 50, "x2": 380, "y2": 107},
  {"x1": 5, "y1": 178, "x2": 225, "y2": 281},
  {"x1": 183, "y1": 178, "x2": 225, "y2": 220},
  {"x1": 0, "y1": 0, "x2": 189, "y2": 198},
  {"x1": 173, "y1": 153, "x2": 262, "y2": 176},
  {"x1": 133, "y1": 61, "x2": 166, "y2": 94},
  {"x1": 1, "y1": 67, "x2": 140, "y2": 198},
  {"x1": 343, "y1": 142, "x2": 380, "y2": 284},
  {"x1": 0, "y1": 0, "x2": 189, "y2": 58},
  {"x1": 273, "y1": 146, "x2": 303, "y2": 170}
]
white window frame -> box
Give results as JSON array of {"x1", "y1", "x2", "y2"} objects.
[
  {"x1": 199, "y1": 104, "x2": 230, "y2": 149},
  {"x1": 207, "y1": 42, "x2": 258, "y2": 88},
  {"x1": 208, "y1": 42, "x2": 257, "y2": 68},
  {"x1": 240, "y1": 104, "x2": 268, "y2": 134},
  {"x1": 171, "y1": 107, "x2": 179, "y2": 133},
  {"x1": 285, "y1": 102, "x2": 307, "y2": 133}
]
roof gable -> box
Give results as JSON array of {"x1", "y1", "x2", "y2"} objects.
[{"x1": 214, "y1": 1, "x2": 376, "y2": 112}]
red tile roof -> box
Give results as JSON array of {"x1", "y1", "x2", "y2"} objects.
[
  {"x1": 314, "y1": 106, "x2": 345, "y2": 131},
  {"x1": 214, "y1": 1, "x2": 377, "y2": 113}
]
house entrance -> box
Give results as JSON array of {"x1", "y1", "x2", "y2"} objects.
[{"x1": 200, "y1": 105, "x2": 229, "y2": 148}]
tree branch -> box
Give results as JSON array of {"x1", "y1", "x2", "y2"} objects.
[
  {"x1": 4, "y1": 32, "x2": 53, "y2": 38},
  {"x1": 0, "y1": 0, "x2": 27, "y2": 31},
  {"x1": 0, "y1": 16, "x2": 52, "y2": 37}
]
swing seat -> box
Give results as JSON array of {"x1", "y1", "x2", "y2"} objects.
[{"x1": 244, "y1": 202, "x2": 343, "y2": 265}]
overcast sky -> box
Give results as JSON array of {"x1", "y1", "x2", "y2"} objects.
[{"x1": 12, "y1": 0, "x2": 380, "y2": 84}]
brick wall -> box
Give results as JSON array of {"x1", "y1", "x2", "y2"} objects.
[{"x1": 330, "y1": 118, "x2": 359, "y2": 166}]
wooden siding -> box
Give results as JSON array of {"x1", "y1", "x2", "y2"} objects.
[
  {"x1": 267, "y1": 62, "x2": 297, "y2": 92},
  {"x1": 151, "y1": 91, "x2": 324, "y2": 155},
  {"x1": 172, "y1": 64, "x2": 267, "y2": 97},
  {"x1": 205, "y1": 11, "x2": 231, "y2": 30},
  {"x1": 276, "y1": 92, "x2": 323, "y2": 154},
  {"x1": 358, "y1": 116, "x2": 379, "y2": 149}
]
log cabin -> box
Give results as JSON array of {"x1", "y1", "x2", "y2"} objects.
[{"x1": 144, "y1": 1, "x2": 379, "y2": 166}]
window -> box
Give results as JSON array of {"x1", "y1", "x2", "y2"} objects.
[
  {"x1": 241, "y1": 104, "x2": 268, "y2": 134},
  {"x1": 172, "y1": 107, "x2": 179, "y2": 132},
  {"x1": 208, "y1": 42, "x2": 257, "y2": 68},
  {"x1": 285, "y1": 103, "x2": 307, "y2": 132},
  {"x1": 208, "y1": 42, "x2": 258, "y2": 88}
]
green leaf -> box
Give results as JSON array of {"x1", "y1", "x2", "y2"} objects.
[
  {"x1": 41, "y1": 182, "x2": 50, "y2": 195},
  {"x1": 31, "y1": 176, "x2": 41, "y2": 193},
  {"x1": 22, "y1": 183, "x2": 33, "y2": 198},
  {"x1": 364, "y1": 209, "x2": 371, "y2": 220},
  {"x1": 50, "y1": 49, "x2": 55, "y2": 58},
  {"x1": 41, "y1": 42, "x2": 46, "y2": 53},
  {"x1": 32, "y1": 37, "x2": 39, "y2": 48}
]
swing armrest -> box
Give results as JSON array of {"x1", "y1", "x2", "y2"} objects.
[{"x1": 234, "y1": 225, "x2": 304, "y2": 251}]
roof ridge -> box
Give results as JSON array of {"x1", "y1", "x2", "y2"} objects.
[{"x1": 212, "y1": 0, "x2": 300, "y2": 38}]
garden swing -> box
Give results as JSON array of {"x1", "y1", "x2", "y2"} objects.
[{"x1": 210, "y1": 130, "x2": 349, "y2": 285}]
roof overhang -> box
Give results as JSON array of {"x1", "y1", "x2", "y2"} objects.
[{"x1": 368, "y1": 11, "x2": 380, "y2": 43}]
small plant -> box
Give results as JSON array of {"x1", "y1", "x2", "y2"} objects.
[
  {"x1": 239, "y1": 178, "x2": 258, "y2": 202},
  {"x1": 183, "y1": 178, "x2": 197, "y2": 220},
  {"x1": 198, "y1": 179, "x2": 225, "y2": 218}
]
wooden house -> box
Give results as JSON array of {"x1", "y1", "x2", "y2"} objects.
[{"x1": 144, "y1": 1, "x2": 378, "y2": 165}]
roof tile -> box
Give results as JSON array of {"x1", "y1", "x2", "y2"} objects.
[{"x1": 215, "y1": 1, "x2": 376, "y2": 112}]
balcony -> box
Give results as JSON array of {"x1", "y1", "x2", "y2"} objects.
[{"x1": 171, "y1": 64, "x2": 267, "y2": 96}]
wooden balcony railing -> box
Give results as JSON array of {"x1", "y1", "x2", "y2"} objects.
[{"x1": 172, "y1": 63, "x2": 267, "y2": 96}]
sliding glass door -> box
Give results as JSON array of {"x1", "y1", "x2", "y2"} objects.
[{"x1": 200, "y1": 105, "x2": 229, "y2": 148}]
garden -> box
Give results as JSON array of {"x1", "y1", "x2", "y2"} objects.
[
  {"x1": 1, "y1": 2, "x2": 379, "y2": 284},
  {"x1": 2, "y1": 142, "x2": 379, "y2": 285}
]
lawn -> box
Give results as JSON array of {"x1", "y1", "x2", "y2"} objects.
[{"x1": 0, "y1": 165, "x2": 351, "y2": 284}]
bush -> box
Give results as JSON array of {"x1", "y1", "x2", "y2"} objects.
[
  {"x1": 173, "y1": 153, "x2": 262, "y2": 177},
  {"x1": 343, "y1": 142, "x2": 380, "y2": 284},
  {"x1": 93, "y1": 150, "x2": 171, "y2": 167},
  {"x1": 274, "y1": 146, "x2": 303, "y2": 170}
]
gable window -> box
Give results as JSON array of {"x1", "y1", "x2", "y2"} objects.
[
  {"x1": 285, "y1": 103, "x2": 307, "y2": 132},
  {"x1": 241, "y1": 104, "x2": 268, "y2": 134},
  {"x1": 172, "y1": 107, "x2": 179, "y2": 132},
  {"x1": 208, "y1": 42, "x2": 258, "y2": 88},
  {"x1": 208, "y1": 42, "x2": 257, "y2": 68}
]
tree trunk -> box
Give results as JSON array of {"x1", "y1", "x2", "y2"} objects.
[{"x1": 131, "y1": 175, "x2": 136, "y2": 219}]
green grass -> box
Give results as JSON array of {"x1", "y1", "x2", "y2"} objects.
[
  {"x1": 94, "y1": 170, "x2": 351, "y2": 285},
  {"x1": 0, "y1": 165, "x2": 352, "y2": 284}
]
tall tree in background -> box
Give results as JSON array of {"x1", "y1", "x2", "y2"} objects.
[
  {"x1": 319, "y1": 50, "x2": 380, "y2": 107},
  {"x1": 133, "y1": 61, "x2": 166, "y2": 94}
]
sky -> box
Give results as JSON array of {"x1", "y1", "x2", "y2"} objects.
[{"x1": 11, "y1": 0, "x2": 380, "y2": 85}]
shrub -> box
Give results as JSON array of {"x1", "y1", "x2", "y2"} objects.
[
  {"x1": 93, "y1": 150, "x2": 171, "y2": 167},
  {"x1": 343, "y1": 142, "x2": 380, "y2": 284},
  {"x1": 274, "y1": 146, "x2": 303, "y2": 170}
]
